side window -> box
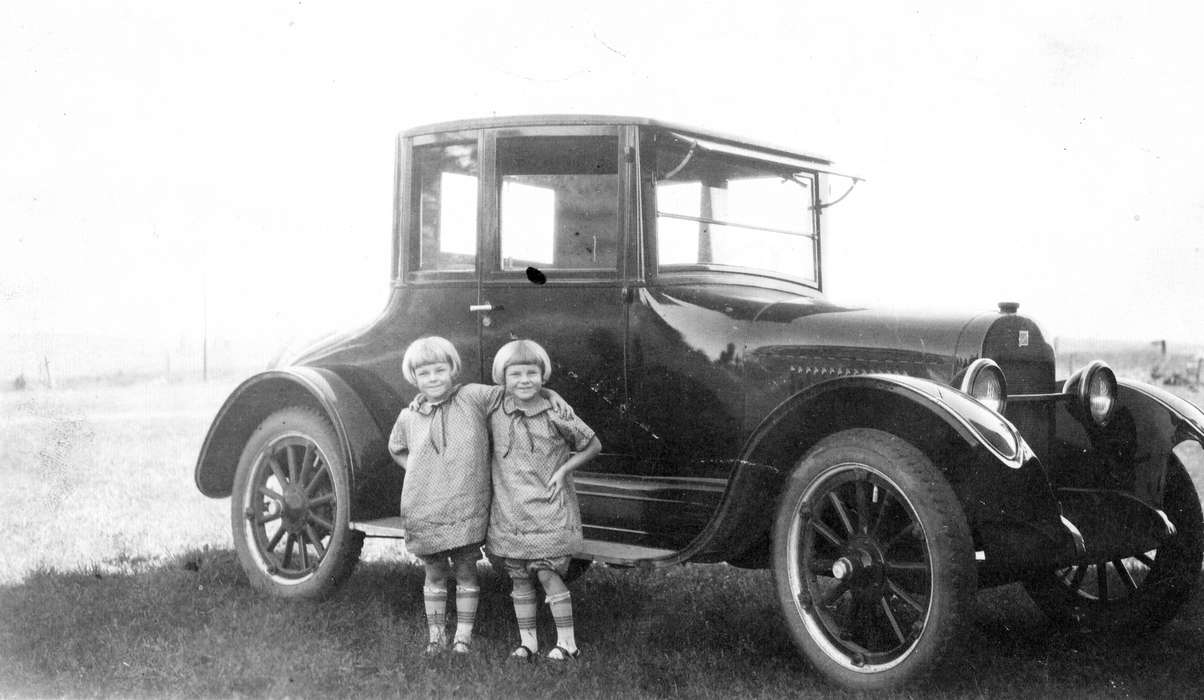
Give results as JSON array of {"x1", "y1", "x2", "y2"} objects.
[
  {"x1": 496, "y1": 135, "x2": 619, "y2": 272},
  {"x1": 650, "y1": 132, "x2": 818, "y2": 284},
  {"x1": 413, "y1": 142, "x2": 479, "y2": 272}
]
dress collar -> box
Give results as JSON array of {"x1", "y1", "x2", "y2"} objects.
[
  {"x1": 502, "y1": 394, "x2": 552, "y2": 417},
  {"x1": 413, "y1": 385, "x2": 462, "y2": 416}
]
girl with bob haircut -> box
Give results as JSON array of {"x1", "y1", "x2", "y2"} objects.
[
  {"x1": 401, "y1": 336, "x2": 462, "y2": 386},
  {"x1": 486, "y1": 339, "x2": 601, "y2": 663},
  {"x1": 387, "y1": 336, "x2": 569, "y2": 657},
  {"x1": 490, "y1": 338, "x2": 552, "y2": 384}
]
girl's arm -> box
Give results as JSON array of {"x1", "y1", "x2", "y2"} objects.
[
  {"x1": 544, "y1": 388, "x2": 575, "y2": 420},
  {"x1": 454, "y1": 383, "x2": 576, "y2": 419},
  {"x1": 387, "y1": 412, "x2": 409, "y2": 468},
  {"x1": 549, "y1": 436, "x2": 601, "y2": 495}
]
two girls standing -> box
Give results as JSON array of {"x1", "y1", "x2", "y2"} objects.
[{"x1": 387, "y1": 337, "x2": 600, "y2": 662}]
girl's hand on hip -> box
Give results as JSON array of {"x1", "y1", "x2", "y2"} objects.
[{"x1": 549, "y1": 470, "x2": 569, "y2": 499}]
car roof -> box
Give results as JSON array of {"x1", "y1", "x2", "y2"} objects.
[{"x1": 400, "y1": 114, "x2": 833, "y2": 166}]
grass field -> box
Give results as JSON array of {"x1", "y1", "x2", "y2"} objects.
[
  {"x1": 2, "y1": 377, "x2": 1204, "y2": 697},
  {"x1": 0, "y1": 381, "x2": 234, "y2": 583}
]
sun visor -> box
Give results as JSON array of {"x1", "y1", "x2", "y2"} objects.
[{"x1": 667, "y1": 132, "x2": 861, "y2": 182}]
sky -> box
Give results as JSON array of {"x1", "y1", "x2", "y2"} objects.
[{"x1": 3, "y1": 1, "x2": 1203, "y2": 378}]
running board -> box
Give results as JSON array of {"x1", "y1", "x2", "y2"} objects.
[
  {"x1": 351, "y1": 516, "x2": 406, "y2": 538},
  {"x1": 576, "y1": 539, "x2": 677, "y2": 567},
  {"x1": 351, "y1": 517, "x2": 678, "y2": 566}
]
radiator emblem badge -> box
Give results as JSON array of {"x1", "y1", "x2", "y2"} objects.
[{"x1": 1018, "y1": 330, "x2": 1029, "y2": 347}]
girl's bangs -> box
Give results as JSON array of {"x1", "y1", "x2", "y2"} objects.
[
  {"x1": 410, "y1": 345, "x2": 453, "y2": 369},
  {"x1": 503, "y1": 343, "x2": 546, "y2": 370}
]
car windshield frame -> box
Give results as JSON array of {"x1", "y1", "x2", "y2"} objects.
[{"x1": 642, "y1": 128, "x2": 823, "y2": 290}]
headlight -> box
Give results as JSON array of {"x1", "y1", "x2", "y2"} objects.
[
  {"x1": 960, "y1": 358, "x2": 1008, "y2": 414},
  {"x1": 1067, "y1": 360, "x2": 1117, "y2": 426}
]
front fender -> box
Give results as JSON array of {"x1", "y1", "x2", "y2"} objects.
[
  {"x1": 1050, "y1": 377, "x2": 1204, "y2": 509},
  {"x1": 741, "y1": 373, "x2": 1030, "y2": 469},
  {"x1": 730, "y1": 375, "x2": 1072, "y2": 569},
  {"x1": 1118, "y1": 378, "x2": 1204, "y2": 441},
  {"x1": 194, "y1": 367, "x2": 389, "y2": 505}
]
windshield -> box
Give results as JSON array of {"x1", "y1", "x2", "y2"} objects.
[{"x1": 649, "y1": 131, "x2": 819, "y2": 285}]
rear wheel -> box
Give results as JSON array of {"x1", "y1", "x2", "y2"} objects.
[
  {"x1": 231, "y1": 407, "x2": 363, "y2": 599},
  {"x1": 1024, "y1": 459, "x2": 1203, "y2": 632},
  {"x1": 772, "y1": 428, "x2": 976, "y2": 691}
]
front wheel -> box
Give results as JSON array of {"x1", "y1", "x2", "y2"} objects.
[
  {"x1": 1024, "y1": 458, "x2": 1203, "y2": 633},
  {"x1": 231, "y1": 407, "x2": 364, "y2": 599},
  {"x1": 772, "y1": 428, "x2": 976, "y2": 691}
]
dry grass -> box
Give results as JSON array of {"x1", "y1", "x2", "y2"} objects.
[
  {"x1": 2, "y1": 375, "x2": 1203, "y2": 697},
  {"x1": 0, "y1": 381, "x2": 233, "y2": 582},
  {"x1": 0, "y1": 380, "x2": 411, "y2": 582}
]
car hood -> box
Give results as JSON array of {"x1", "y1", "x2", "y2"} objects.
[{"x1": 644, "y1": 284, "x2": 1033, "y2": 385}]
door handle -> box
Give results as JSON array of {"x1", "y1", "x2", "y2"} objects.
[{"x1": 469, "y1": 303, "x2": 494, "y2": 312}]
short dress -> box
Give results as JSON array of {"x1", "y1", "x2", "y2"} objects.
[
  {"x1": 387, "y1": 384, "x2": 504, "y2": 556},
  {"x1": 486, "y1": 395, "x2": 597, "y2": 560}
]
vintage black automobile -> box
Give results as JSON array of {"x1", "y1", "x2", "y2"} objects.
[{"x1": 195, "y1": 115, "x2": 1204, "y2": 690}]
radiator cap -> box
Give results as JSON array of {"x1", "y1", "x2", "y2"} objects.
[{"x1": 998, "y1": 301, "x2": 1020, "y2": 314}]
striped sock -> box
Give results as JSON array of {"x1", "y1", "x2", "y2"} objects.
[
  {"x1": 423, "y1": 584, "x2": 448, "y2": 644},
  {"x1": 546, "y1": 590, "x2": 576, "y2": 652},
  {"x1": 511, "y1": 589, "x2": 539, "y2": 651},
  {"x1": 453, "y1": 585, "x2": 480, "y2": 645}
]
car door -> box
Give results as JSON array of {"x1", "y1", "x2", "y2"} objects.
[
  {"x1": 394, "y1": 129, "x2": 487, "y2": 384},
  {"x1": 475, "y1": 125, "x2": 635, "y2": 477}
]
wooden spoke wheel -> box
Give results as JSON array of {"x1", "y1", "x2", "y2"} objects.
[
  {"x1": 1025, "y1": 458, "x2": 1203, "y2": 633},
  {"x1": 232, "y1": 408, "x2": 363, "y2": 599},
  {"x1": 773, "y1": 429, "x2": 975, "y2": 691}
]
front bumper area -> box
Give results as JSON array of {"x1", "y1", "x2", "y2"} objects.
[{"x1": 977, "y1": 380, "x2": 1204, "y2": 583}]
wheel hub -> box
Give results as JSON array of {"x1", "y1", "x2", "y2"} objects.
[
  {"x1": 834, "y1": 540, "x2": 886, "y2": 593},
  {"x1": 281, "y1": 484, "x2": 309, "y2": 533},
  {"x1": 832, "y1": 549, "x2": 875, "y2": 580}
]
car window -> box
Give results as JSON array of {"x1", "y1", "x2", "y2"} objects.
[
  {"x1": 496, "y1": 135, "x2": 619, "y2": 272},
  {"x1": 653, "y1": 134, "x2": 818, "y2": 284},
  {"x1": 413, "y1": 142, "x2": 479, "y2": 272}
]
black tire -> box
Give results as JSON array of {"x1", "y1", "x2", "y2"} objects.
[
  {"x1": 771, "y1": 428, "x2": 976, "y2": 691},
  {"x1": 231, "y1": 407, "x2": 364, "y2": 599},
  {"x1": 1024, "y1": 458, "x2": 1203, "y2": 633}
]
